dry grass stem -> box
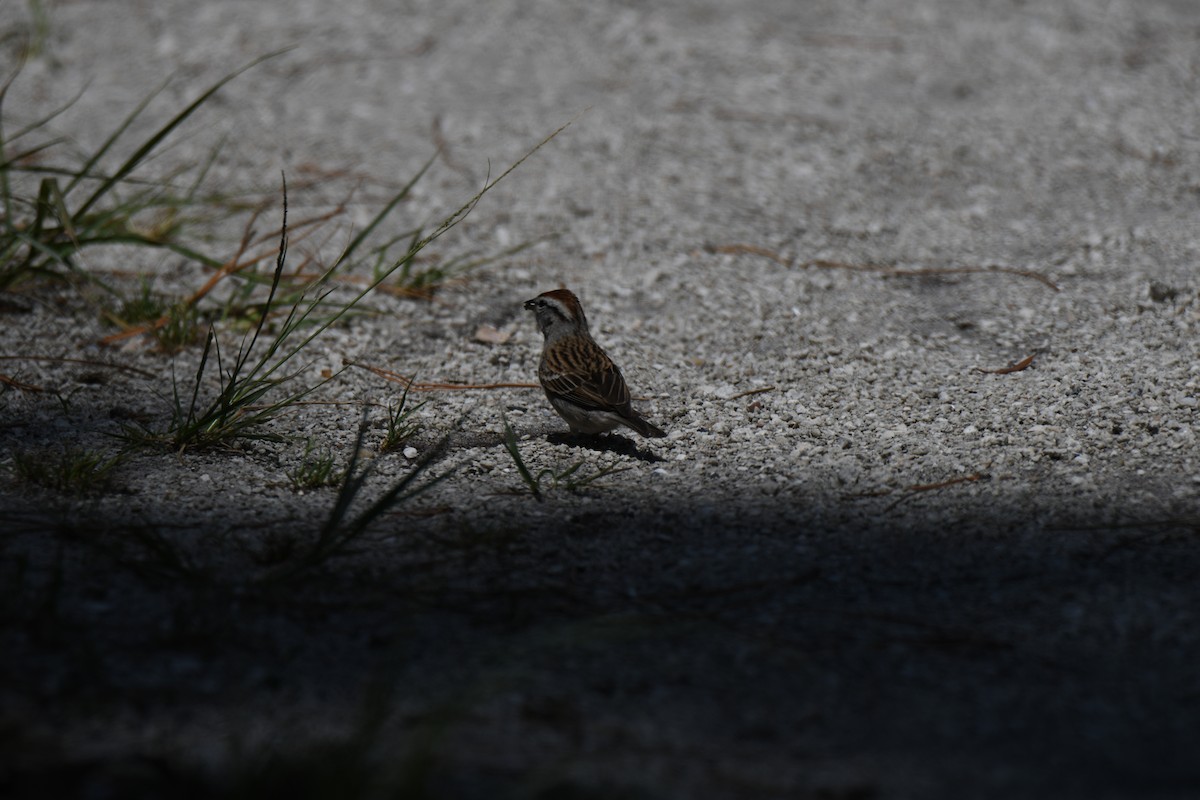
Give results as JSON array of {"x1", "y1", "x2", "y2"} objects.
[
  {"x1": 705, "y1": 244, "x2": 1061, "y2": 291},
  {"x1": 344, "y1": 358, "x2": 538, "y2": 391},
  {"x1": 975, "y1": 353, "x2": 1038, "y2": 375}
]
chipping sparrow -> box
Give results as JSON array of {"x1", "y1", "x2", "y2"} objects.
[{"x1": 524, "y1": 288, "x2": 666, "y2": 438}]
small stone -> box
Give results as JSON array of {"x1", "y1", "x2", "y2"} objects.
[
  {"x1": 1149, "y1": 281, "x2": 1178, "y2": 302},
  {"x1": 473, "y1": 324, "x2": 511, "y2": 345},
  {"x1": 403, "y1": 446, "x2": 419, "y2": 459}
]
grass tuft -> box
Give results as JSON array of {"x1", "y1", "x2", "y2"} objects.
[
  {"x1": 5, "y1": 48, "x2": 573, "y2": 454},
  {"x1": 263, "y1": 414, "x2": 451, "y2": 582},
  {"x1": 287, "y1": 439, "x2": 343, "y2": 491},
  {"x1": 120, "y1": 112, "x2": 575, "y2": 452},
  {"x1": 379, "y1": 383, "x2": 425, "y2": 452},
  {"x1": 11, "y1": 446, "x2": 124, "y2": 493},
  {"x1": 0, "y1": 52, "x2": 283, "y2": 292},
  {"x1": 118, "y1": 177, "x2": 339, "y2": 451},
  {"x1": 101, "y1": 280, "x2": 202, "y2": 352},
  {"x1": 502, "y1": 416, "x2": 544, "y2": 500},
  {"x1": 502, "y1": 417, "x2": 628, "y2": 500}
]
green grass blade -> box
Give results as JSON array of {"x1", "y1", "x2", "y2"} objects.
[
  {"x1": 62, "y1": 233, "x2": 225, "y2": 269},
  {"x1": 183, "y1": 132, "x2": 226, "y2": 204},
  {"x1": 336, "y1": 153, "x2": 436, "y2": 266},
  {"x1": 0, "y1": 80, "x2": 14, "y2": 233},
  {"x1": 71, "y1": 49, "x2": 288, "y2": 221},
  {"x1": 7, "y1": 82, "x2": 90, "y2": 144},
  {"x1": 186, "y1": 328, "x2": 216, "y2": 434},
  {"x1": 343, "y1": 440, "x2": 452, "y2": 537},
  {"x1": 0, "y1": 139, "x2": 69, "y2": 173},
  {"x1": 502, "y1": 416, "x2": 541, "y2": 500},
  {"x1": 63, "y1": 78, "x2": 166, "y2": 198}
]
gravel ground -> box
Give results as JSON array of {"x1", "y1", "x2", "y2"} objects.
[{"x1": 2, "y1": 1, "x2": 1199, "y2": 798}]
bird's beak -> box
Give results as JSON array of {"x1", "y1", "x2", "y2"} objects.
[{"x1": 523, "y1": 299, "x2": 536, "y2": 311}]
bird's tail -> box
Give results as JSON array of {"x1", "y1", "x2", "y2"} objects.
[{"x1": 625, "y1": 413, "x2": 667, "y2": 438}]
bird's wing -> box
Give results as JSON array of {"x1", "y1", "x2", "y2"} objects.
[{"x1": 540, "y1": 337, "x2": 633, "y2": 414}]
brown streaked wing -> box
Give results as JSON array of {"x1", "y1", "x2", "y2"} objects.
[{"x1": 540, "y1": 337, "x2": 633, "y2": 414}]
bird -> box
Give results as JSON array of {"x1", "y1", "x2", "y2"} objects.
[{"x1": 523, "y1": 288, "x2": 666, "y2": 438}]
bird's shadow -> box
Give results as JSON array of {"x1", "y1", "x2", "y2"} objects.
[{"x1": 547, "y1": 432, "x2": 667, "y2": 464}]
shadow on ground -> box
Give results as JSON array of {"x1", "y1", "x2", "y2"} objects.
[{"x1": 2, "y1": 486, "x2": 1198, "y2": 799}]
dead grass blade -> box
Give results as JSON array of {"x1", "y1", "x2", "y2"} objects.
[
  {"x1": 727, "y1": 386, "x2": 775, "y2": 400},
  {"x1": 0, "y1": 372, "x2": 43, "y2": 391},
  {"x1": 704, "y1": 244, "x2": 1061, "y2": 291},
  {"x1": 343, "y1": 358, "x2": 538, "y2": 391},
  {"x1": 0, "y1": 353, "x2": 155, "y2": 379},
  {"x1": 975, "y1": 353, "x2": 1038, "y2": 375},
  {"x1": 885, "y1": 472, "x2": 988, "y2": 511}
]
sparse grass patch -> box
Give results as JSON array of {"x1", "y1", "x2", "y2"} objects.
[
  {"x1": 541, "y1": 457, "x2": 629, "y2": 493},
  {"x1": 370, "y1": 235, "x2": 547, "y2": 300},
  {"x1": 11, "y1": 446, "x2": 123, "y2": 493},
  {"x1": 153, "y1": 301, "x2": 204, "y2": 353},
  {"x1": 119, "y1": 112, "x2": 574, "y2": 452},
  {"x1": 262, "y1": 415, "x2": 451, "y2": 582},
  {"x1": 287, "y1": 439, "x2": 343, "y2": 491},
  {"x1": 379, "y1": 384, "x2": 425, "y2": 452},
  {"x1": 501, "y1": 417, "x2": 628, "y2": 500},
  {"x1": 101, "y1": 279, "x2": 202, "y2": 352},
  {"x1": 0, "y1": 54, "x2": 277, "y2": 293},
  {"x1": 118, "y1": 523, "x2": 207, "y2": 584},
  {"x1": 115, "y1": 182, "x2": 384, "y2": 451},
  {"x1": 222, "y1": 674, "x2": 450, "y2": 800},
  {"x1": 5, "y1": 46, "x2": 573, "y2": 454}
]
